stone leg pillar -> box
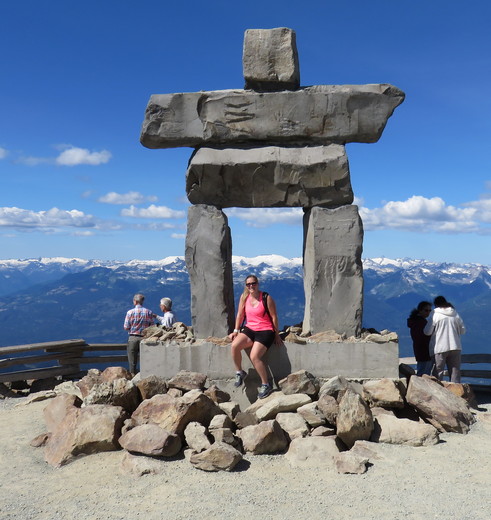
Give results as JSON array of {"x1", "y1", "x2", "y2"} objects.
[
  {"x1": 302, "y1": 205, "x2": 364, "y2": 337},
  {"x1": 185, "y1": 204, "x2": 235, "y2": 338}
]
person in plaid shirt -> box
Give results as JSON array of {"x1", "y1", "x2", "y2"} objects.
[{"x1": 124, "y1": 293, "x2": 154, "y2": 374}]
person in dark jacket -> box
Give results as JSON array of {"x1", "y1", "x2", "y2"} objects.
[{"x1": 407, "y1": 301, "x2": 433, "y2": 376}]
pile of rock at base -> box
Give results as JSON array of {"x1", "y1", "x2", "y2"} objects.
[{"x1": 29, "y1": 367, "x2": 477, "y2": 475}]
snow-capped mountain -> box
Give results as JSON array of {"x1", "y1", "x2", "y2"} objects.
[{"x1": 0, "y1": 256, "x2": 490, "y2": 357}]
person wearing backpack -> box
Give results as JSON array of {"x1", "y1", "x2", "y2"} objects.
[{"x1": 229, "y1": 274, "x2": 282, "y2": 399}]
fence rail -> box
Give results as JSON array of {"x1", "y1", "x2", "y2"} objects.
[
  {"x1": 400, "y1": 354, "x2": 491, "y2": 389},
  {"x1": 1, "y1": 341, "x2": 491, "y2": 387},
  {"x1": 0, "y1": 340, "x2": 127, "y2": 383}
]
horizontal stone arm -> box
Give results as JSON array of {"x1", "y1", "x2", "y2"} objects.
[{"x1": 140, "y1": 84, "x2": 405, "y2": 149}]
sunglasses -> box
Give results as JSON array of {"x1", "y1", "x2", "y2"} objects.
[{"x1": 245, "y1": 282, "x2": 257, "y2": 287}]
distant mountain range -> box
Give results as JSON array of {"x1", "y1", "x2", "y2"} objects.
[{"x1": 1, "y1": 256, "x2": 490, "y2": 358}]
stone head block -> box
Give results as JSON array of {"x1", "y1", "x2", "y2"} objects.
[{"x1": 243, "y1": 27, "x2": 300, "y2": 91}]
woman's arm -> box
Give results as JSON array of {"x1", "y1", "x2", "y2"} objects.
[{"x1": 228, "y1": 294, "x2": 246, "y2": 339}]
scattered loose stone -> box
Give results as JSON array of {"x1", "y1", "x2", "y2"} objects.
[{"x1": 189, "y1": 442, "x2": 242, "y2": 472}]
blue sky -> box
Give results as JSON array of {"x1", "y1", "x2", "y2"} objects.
[{"x1": 1, "y1": 1, "x2": 490, "y2": 264}]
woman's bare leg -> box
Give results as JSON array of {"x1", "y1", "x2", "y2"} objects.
[
  {"x1": 249, "y1": 342, "x2": 269, "y2": 384},
  {"x1": 231, "y1": 333, "x2": 253, "y2": 371}
]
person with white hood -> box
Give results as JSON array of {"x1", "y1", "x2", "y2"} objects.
[{"x1": 424, "y1": 295, "x2": 466, "y2": 383}]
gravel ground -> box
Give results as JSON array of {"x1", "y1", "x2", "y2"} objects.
[{"x1": 1, "y1": 394, "x2": 491, "y2": 520}]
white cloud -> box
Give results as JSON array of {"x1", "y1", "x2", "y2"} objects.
[
  {"x1": 98, "y1": 191, "x2": 158, "y2": 205},
  {"x1": 16, "y1": 156, "x2": 50, "y2": 166},
  {"x1": 0, "y1": 206, "x2": 96, "y2": 229},
  {"x1": 224, "y1": 207, "x2": 303, "y2": 228},
  {"x1": 121, "y1": 204, "x2": 185, "y2": 219},
  {"x1": 0, "y1": 147, "x2": 8, "y2": 159},
  {"x1": 55, "y1": 146, "x2": 111, "y2": 166},
  {"x1": 359, "y1": 195, "x2": 480, "y2": 233},
  {"x1": 171, "y1": 233, "x2": 186, "y2": 239},
  {"x1": 72, "y1": 230, "x2": 95, "y2": 236}
]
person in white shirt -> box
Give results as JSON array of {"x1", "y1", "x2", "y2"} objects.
[
  {"x1": 154, "y1": 297, "x2": 176, "y2": 328},
  {"x1": 424, "y1": 295, "x2": 466, "y2": 383}
]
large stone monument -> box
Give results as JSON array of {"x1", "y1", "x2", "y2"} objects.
[{"x1": 140, "y1": 27, "x2": 405, "y2": 339}]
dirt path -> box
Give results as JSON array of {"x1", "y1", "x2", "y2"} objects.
[{"x1": 1, "y1": 395, "x2": 491, "y2": 520}]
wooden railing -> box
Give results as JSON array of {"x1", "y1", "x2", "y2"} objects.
[
  {"x1": 0, "y1": 340, "x2": 127, "y2": 383},
  {"x1": 400, "y1": 354, "x2": 491, "y2": 389}
]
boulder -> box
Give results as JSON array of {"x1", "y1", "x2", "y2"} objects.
[
  {"x1": 255, "y1": 393, "x2": 312, "y2": 421},
  {"x1": 362, "y1": 378, "x2": 404, "y2": 409},
  {"x1": 441, "y1": 382, "x2": 478, "y2": 409},
  {"x1": 208, "y1": 414, "x2": 234, "y2": 431},
  {"x1": 185, "y1": 205, "x2": 235, "y2": 338},
  {"x1": 234, "y1": 411, "x2": 259, "y2": 429},
  {"x1": 316, "y1": 394, "x2": 339, "y2": 426},
  {"x1": 131, "y1": 389, "x2": 222, "y2": 438},
  {"x1": 54, "y1": 380, "x2": 83, "y2": 399},
  {"x1": 303, "y1": 205, "x2": 364, "y2": 337},
  {"x1": 184, "y1": 422, "x2": 212, "y2": 452},
  {"x1": 296, "y1": 402, "x2": 326, "y2": 427},
  {"x1": 189, "y1": 442, "x2": 242, "y2": 472},
  {"x1": 243, "y1": 27, "x2": 300, "y2": 91},
  {"x1": 83, "y1": 378, "x2": 141, "y2": 413},
  {"x1": 406, "y1": 376, "x2": 475, "y2": 434},
  {"x1": 370, "y1": 413, "x2": 440, "y2": 446},
  {"x1": 350, "y1": 440, "x2": 385, "y2": 462},
  {"x1": 238, "y1": 420, "x2": 288, "y2": 454},
  {"x1": 119, "y1": 424, "x2": 181, "y2": 457},
  {"x1": 136, "y1": 375, "x2": 168, "y2": 400},
  {"x1": 120, "y1": 451, "x2": 167, "y2": 476},
  {"x1": 77, "y1": 369, "x2": 103, "y2": 398},
  {"x1": 43, "y1": 393, "x2": 82, "y2": 432},
  {"x1": 285, "y1": 436, "x2": 342, "y2": 467},
  {"x1": 311, "y1": 425, "x2": 336, "y2": 437},
  {"x1": 275, "y1": 412, "x2": 310, "y2": 440},
  {"x1": 44, "y1": 404, "x2": 127, "y2": 467},
  {"x1": 334, "y1": 452, "x2": 369, "y2": 474},
  {"x1": 204, "y1": 385, "x2": 231, "y2": 404},
  {"x1": 186, "y1": 145, "x2": 352, "y2": 208},
  {"x1": 101, "y1": 366, "x2": 132, "y2": 382},
  {"x1": 168, "y1": 370, "x2": 207, "y2": 392},
  {"x1": 336, "y1": 389, "x2": 374, "y2": 449},
  {"x1": 140, "y1": 84, "x2": 405, "y2": 149},
  {"x1": 278, "y1": 370, "x2": 320, "y2": 397},
  {"x1": 219, "y1": 401, "x2": 241, "y2": 420},
  {"x1": 318, "y1": 375, "x2": 351, "y2": 400},
  {"x1": 210, "y1": 428, "x2": 240, "y2": 448}
]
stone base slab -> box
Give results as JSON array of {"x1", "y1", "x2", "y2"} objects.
[{"x1": 141, "y1": 340, "x2": 399, "y2": 407}]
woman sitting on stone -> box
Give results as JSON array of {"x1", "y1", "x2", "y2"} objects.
[{"x1": 228, "y1": 274, "x2": 282, "y2": 399}]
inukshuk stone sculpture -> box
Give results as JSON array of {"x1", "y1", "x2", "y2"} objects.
[{"x1": 140, "y1": 28, "x2": 405, "y2": 339}]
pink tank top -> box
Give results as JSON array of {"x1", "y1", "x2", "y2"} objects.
[{"x1": 245, "y1": 292, "x2": 274, "y2": 331}]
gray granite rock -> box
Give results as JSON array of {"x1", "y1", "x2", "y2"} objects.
[
  {"x1": 140, "y1": 84, "x2": 405, "y2": 149},
  {"x1": 186, "y1": 145, "x2": 352, "y2": 208},
  {"x1": 243, "y1": 27, "x2": 300, "y2": 91},
  {"x1": 185, "y1": 205, "x2": 235, "y2": 338},
  {"x1": 303, "y1": 205, "x2": 364, "y2": 336}
]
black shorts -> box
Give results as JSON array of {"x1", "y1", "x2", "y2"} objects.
[{"x1": 241, "y1": 326, "x2": 275, "y2": 349}]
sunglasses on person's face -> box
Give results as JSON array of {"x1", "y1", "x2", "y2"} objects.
[{"x1": 245, "y1": 282, "x2": 257, "y2": 287}]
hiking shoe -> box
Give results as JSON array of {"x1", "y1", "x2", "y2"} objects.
[
  {"x1": 258, "y1": 384, "x2": 272, "y2": 399},
  {"x1": 234, "y1": 370, "x2": 248, "y2": 387}
]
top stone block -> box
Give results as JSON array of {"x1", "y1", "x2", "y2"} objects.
[{"x1": 243, "y1": 28, "x2": 300, "y2": 91}]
